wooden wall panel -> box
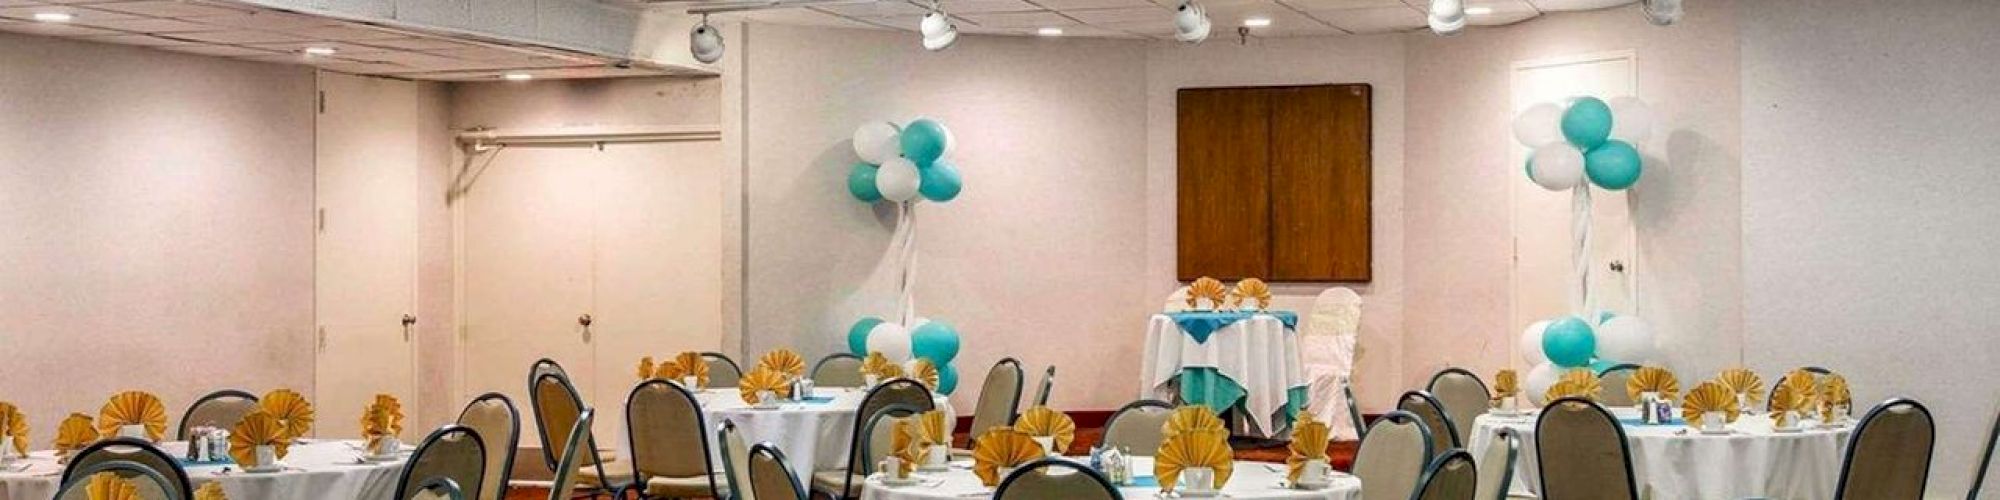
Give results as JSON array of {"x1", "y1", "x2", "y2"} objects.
[
  {"x1": 1177, "y1": 88, "x2": 1271, "y2": 281},
  {"x1": 1271, "y1": 84, "x2": 1372, "y2": 281}
]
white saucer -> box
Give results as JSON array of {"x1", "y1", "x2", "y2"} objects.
[
  {"x1": 877, "y1": 475, "x2": 922, "y2": 487},
  {"x1": 243, "y1": 463, "x2": 285, "y2": 474},
  {"x1": 1177, "y1": 490, "x2": 1222, "y2": 497},
  {"x1": 1698, "y1": 428, "x2": 1734, "y2": 436}
]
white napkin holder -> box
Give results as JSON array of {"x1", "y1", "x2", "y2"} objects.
[
  {"x1": 249, "y1": 444, "x2": 280, "y2": 472},
  {"x1": 1700, "y1": 411, "x2": 1728, "y2": 434},
  {"x1": 1295, "y1": 458, "x2": 1331, "y2": 489},
  {"x1": 924, "y1": 444, "x2": 950, "y2": 470}
]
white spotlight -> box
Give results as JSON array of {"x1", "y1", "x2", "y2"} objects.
[
  {"x1": 502, "y1": 72, "x2": 533, "y2": 81},
  {"x1": 1427, "y1": 0, "x2": 1466, "y2": 36},
  {"x1": 1242, "y1": 17, "x2": 1271, "y2": 27},
  {"x1": 920, "y1": 4, "x2": 958, "y2": 51},
  {"x1": 32, "y1": 11, "x2": 73, "y2": 22},
  {"x1": 690, "y1": 16, "x2": 724, "y2": 64},
  {"x1": 1640, "y1": 0, "x2": 1683, "y2": 26},
  {"x1": 1464, "y1": 6, "x2": 1492, "y2": 15},
  {"x1": 1173, "y1": 0, "x2": 1211, "y2": 44},
  {"x1": 303, "y1": 46, "x2": 337, "y2": 56},
  {"x1": 1037, "y1": 27, "x2": 1063, "y2": 36}
]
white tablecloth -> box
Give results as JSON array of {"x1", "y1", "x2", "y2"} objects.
[
  {"x1": 860, "y1": 457, "x2": 1360, "y2": 500},
  {"x1": 0, "y1": 440, "x2": 402, "y2": 500},
  {"x1": 605, "y1": 388, "x2": 954, "y2": 481},
  {"x1": 1466, "y1": 410, "x2": 1853, "y2": 500},
  {"x1": 1141, "y1": 314, "x2": 1306, "y2": 437}
]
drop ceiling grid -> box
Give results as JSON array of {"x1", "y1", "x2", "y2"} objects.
[{"x1": 741, "y1": 0, "x2": 1576, "y2": 38}]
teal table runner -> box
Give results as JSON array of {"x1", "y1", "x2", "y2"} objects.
[{"x1": 1167, "y1": 310, "x2": 1299, "y2": 343}]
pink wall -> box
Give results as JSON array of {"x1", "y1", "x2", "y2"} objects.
[{"x1": 0, "y1": 32, "x2": 316, "y2": 444}]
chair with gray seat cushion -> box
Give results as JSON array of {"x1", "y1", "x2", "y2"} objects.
[
  {"x1": 748, "y1": 443, "x2": 808, "y2": 500},
  {"x1": 62, "y1": 438, "x2": 192, "y2": 500},
  {"x1": 454, "y1": 393, "x2": 519, "y2": 500},
  {"x1": 1835, "y1": 398, "x2": 1935, "y2": 500},
  {"x1": 395, "y1": 425, "x2": 487, "y2": 500},
  {"x1": 955, "y1": 358, "x2": 1024, "y2": 455},
  {"x1": 626, "y1": 379, "x2": 726, "y2": 499},
  {"x1": 1970, "y1": 400, "x2": 2000, "y2": 500},
  {"x1": 814, "y1": 379, "x2": 935, "y2": 499},
  {"x1": 1351, "y1": 410, "x2": 1433, "y2": 500},
  {"x1": 716, "y1": 419, "x2": 757, "y2": 500},
  {"x1": 1596, "y1": 364, "x2": 1642, "y2": 407},
  {"x1": 1426, "y1": 368, "x2": 1491, "y2": 446},
  {"x1": 1413, "y1": 450, "x2": 1478, "y2": 500},
  {"x1": 528, "y1": 359, "x2": 631, "y2": 495},
  {"x1": 56, "y1": 459, "x2": 182, "y2": 500},
  {"x1": 812, "y1": 354, "x2": 865, "y2": 388},
  {"x1": 1101, "y1": 400, "x2": 1174, "y2": 453},
  {"x1": 703, "y1": 352, "x2": 744, "y2": 388},
  {"x1": 995, "y1": 458, "x2": 1120, "y2": 500},
  {"x1": 1345, "y1": 379, "x2": 1367, "y2": 440},
  {"x1": 544, "y1": 409, "x2": 597, "y2": 500},
  {"x1": 1032, "y1": 366, "x2": 1056, "y2": 407},
  {"x1": 1397, "y1": 390, "x2": 1459, "y2": 458},
  {"x1": 1536, "y1": 397, "x2": 1637, "y2": 500},
  {"x1": 177, "y1": 389, "x2": 259, "y2": 440},
  {"x1": 408, "y1": 477, "x2": 466, "y2": 500},
  {"x1": 1473, "y1": 427, "x2": 1519, "y2": 500},
  {"x1": 859, "y1": 404, "x2": 925, "y2": 477}
]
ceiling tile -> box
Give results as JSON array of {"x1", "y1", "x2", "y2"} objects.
[
  {"x1": 0, "y1": 0, "x2": 46, "y2": 6},
  {"x1": 76, "y1": 32, "x2": 200, "y2": 46},
  {"x1": 276, "y1": 24, "x2": 410, "y2": 41},
  {"x1": 420, "y1": 45, "x2": 545, "y2": 61},
  {"x1": 1530, "y1": 0, "x2": 1627, "y2": 11},
  {"x1": 72, "y1": 16, "x2": 218, "y2": 32},
  {"x1": 1092, "y1": 19, "x2": 1173, "y2": 36},
  {"x1": 1062, "y1": 6, "x2": 1167, "y2": 24},
  {"x1": 1038, "y1": 24, "x2": 1140, "y2": 37},
  {"x1": 1311, "y1": 5, "x2": 1422, "y2": 33},
  {"x1": 1028, "y1": 0, "x2": 1156, "y2": 10},
  {"x1": 815, "y1": 1, "x2": 928, "y2": 18},
  {"x1": 86, "y1": 1, "x2": 249, "y2": 18},
  {"x1": 1466, "y1": 0, "x2": 1537, "y2": 25},
  {"x1": 945, "y1": 0, "x2": 1040, "y2": 13},
  {"x1": 348, "y1": 36, "x2": 470, "y2": 50},
  {"x1": 158, "y1": 44, "x2": 283, "y2": 57},
  {"x1": 245, "y1": 40, "x2": 398, "y2": 55},
  {"x1": 168, "y1": 29, "x2": 307, "y2": 43},
  {"x1": 349, "y1": 50, "x2": 467, "y2": 67},
  {"x1": 1281, "y1": 0, "x2": 1402, "y2": 9},
  {"x1": 959, "y1": 10, "x2": 1071, "y2": 28},
  {"x1": 0, "y1": 20, "x2": 114, "y2": 36},
  {"x1": 723, "y1": 8, "x2": 884, "y2": 29},
  {"x1": 0, "y1": 5, "x2": 138, "y2": 21},
  {"x1": 180, "y1": 11, "x2": 333, "y2": 30}
]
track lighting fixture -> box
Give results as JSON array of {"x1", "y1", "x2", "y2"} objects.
[
  {"x1": 1427, "y1": 0, "x2": 1466, "y2": 36},
  {"x1": 1173, "y1": 0, "x2": 1211, "y2": 44},
  {"x1": 1640, "y1": 0, "x2": 1683, "y2": 26},
  {"x1": 690, "y1": 15, "x2": 724, "y2": 64},
  {"x1": 920, "y1": 1, "x2": 959, "y2": 51}
]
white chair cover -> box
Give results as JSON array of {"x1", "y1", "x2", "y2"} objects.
[
  {"x1": 1161, "y1": 286, "x2": 1191, "y2": 313},
  {"x1": 1303, "y1": 287, "x2": 1363, "y2": 440}
]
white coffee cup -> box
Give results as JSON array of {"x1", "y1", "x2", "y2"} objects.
[
  {"x1": 1183, "y1": 466, "x2": 1216, "y2": 493},
  {"x1": 373, "y1": 436, "x2": 401, "y2": 457},
  {"x1": 925, "y1": 444, "x2": 950, "y2": 468},
  {"x1": 119, "y1": 424, "x2": 147, "y2": 440},
  {"x1": 1031, "y1": 436, "x2": 1055, "y2": 456},
  {"x1": 0, "y1": 437, "x2": 13, "y2": 463},
  {"x1": 757, "y1": 390, "x2": 778, "y2": 408},
  {"x1": 254, "y1": 444, "x2": 277, "y2": 469},
  {"x1": 882, "y1": 456, "x2": 907, "y2": 479},
  {"x1": 1298, "y1": 458, "x2": 1330, "y2": 488},
  {"x1": 1702, "y1": 411, "x2": 1727, "y2": 432},
  {"x1": 683, "y1": 376, "x2": 700, "y2": 389},
  {"x1": 864, "y1": 374, "x2": 881, "y2": 388}
]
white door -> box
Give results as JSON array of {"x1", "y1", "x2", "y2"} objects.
[
  {"x1": 315, "y1": 72, "x2": 419, "y2": 437},
  {"x1": 1510, "y1": 51, "x2": 1639, "y2": 356}
]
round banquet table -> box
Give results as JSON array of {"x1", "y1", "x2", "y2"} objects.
[
  {"x1": 1466, "y1": 409, "x2": 1853, "y2": 500},
  {"x1": 607, "y1": 387, "x2": 954, "y2": 481},
  {"x1": 0, "y1": 439, "x2": 403, "y2": 500},
  {"x1": 859, "y1": 456, "x2": 1361, "y2": 500}
]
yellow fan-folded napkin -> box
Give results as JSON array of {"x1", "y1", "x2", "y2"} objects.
[
  {"x1": 361, "y1": 394, "x2": 404, "y2": 451},
  {"x1": 737, "y1": 367, "x2": 793, "y2": 404},
  {"x1": 1626, "y1": 366, "x2": 1681, "y2": 402},
  {"x1": 670, "y1": 352, "x2": 710, "y2": 388},
  {"x1": 638, "y1": 356, "x2": 658, "y2": 380},
  {"x1": 86, "y1": 472, "x2": 141, "y2": 500},
  {"x1": 1187, "y1": 277, "x2": 1227, "y2": 310},
  {"x1": 757, "y1": 349, "x2": 807, "y2": 379},
  {"x1": 971, "y1": 428, "x2": 1045, "y2": 486},
  {"x1": 56, "y1": 413, "x2": 96, "y2": 455},
  {"x1": 1155, "y1": 428, "x2": 1233, "y2": 493},
  {"x1": 912, "y1": 410, "x2": 950, "y2": 447},
  {"x1": 1492, "y1": 370, "x2": 1520, "y2": 400},
  {"x1": 1682, "y1": 381, "x2": 1741, "y2": 428},
  {"x1": 1013, "y1": 406, "x2": 1076, "y2": 453},
  {"x1": 1719, "y1": 368, "x2": 1765, "y2": 406},
  {"x1": 230, "y1": 411, "x2": 291, "y2": 468},
  {"x1": 887, "y1": 418, "x2": 920, "y2": 475},
  {"x1": 1162, "y1": 405, "x2": 1226, "y2": 439},
  {"x1": 0, "y1": 402, "x2": 27, "y2": 456},
  {"x1": 860, "y1": 352, "x2": 903, "y2": 380},
  {"x1": 1544, "y1": 369, "x2": 1603, "y2": 402},
  {"x1": 1229, "y1": 278, "x2": 1272, "y2": 311},
  {"x1": 194, "y1": 482, "x2": 228, "y2": 500},
  {"x1": 96, "y1": 391, "x2": 166, "y2": 442},
  {"x1": 260, "y1": 389, "x2": 314, "y2": 441},
  {"x1": 908, "y1": 359, "x2": 941, "y2": 390},
  {"x1": 1287, "y1": 413, "x2": 1331, "y2": 484},
  {"x1": 1820, "y1": 374, "x2": 1853, "y2": 421},
  {"x1": 1770, "y1": 381, "x2": 1814, "y2": 427}
]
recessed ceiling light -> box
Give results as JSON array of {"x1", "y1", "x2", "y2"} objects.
[
  {"x1": 502, "y1": 73, "x2": 534, "y2": 81},
  {"x1": 1037, "y1": 27, "x2": 1063, "y2": 36},
  {"x1": 303, "y1": 46, "x2": 337, "y2": 56},
  {"x1": 1465, "y1": 6, "x2": 1493, "y2": 15},
  {"x1": 1242, "y1": 17, "x2": 1271, "y2": 27},
  {"x1": 32, "y1": 12, "x2": 73, "y2": 22}
]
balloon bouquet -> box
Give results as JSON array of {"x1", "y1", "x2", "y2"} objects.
[
  {"x1": 842, "y1": 119, "x2": 965, "y2": 394},
  {"x1": 1512, "y1": 96, "x2": 1661, "y2": 404}
]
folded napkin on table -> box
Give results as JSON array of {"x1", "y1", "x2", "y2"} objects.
[
  {"x1": 971, "y1": 428, "x2": 1044, "y2": 486},
  {"x1": 1681, "y1": 381, "x2": 1741, "y2": 427},
  {"x1": 1718, "y1": 368, "x2": 1765, "y2": 406},
  {"x1": 737, "y1": 367, "x2": 792, "y2": 404},
  {"x1": 1013, "y1": 406, "x2": 1075, "y2": 453},
  {"x1": 1187, "y1": 277, "x2": 1227, "y2": 310},
  {"x1": 906, "y1": 359, "x2": 940, "y2": 390},
  {"x1": 887, "y1": 418, "x2": 920, "y2": 476},
  {"x1": 230, "y1": 411, "x2": 290, "y2": 468},
  {"x1": 1544, "y1": 369, "x2": 1602, "y2": 402},
  {"x1": 1155, "y1": 428, "x2": 1232, "y2": 493},
  {"x1": 1162, "y1": 405, "x2": 1225, "y2": 439},
  {"x1": 860, "y1": 352, "x2": 903, "y2": 380},
  {"x1": 194, "y1": 482, "x2": 228, "y2": 500},
  {"x1": 56, "y1": 413, "x2": 96, "y2": 456},
  {"x1": 0, "y1": 402, "x2": 27, "y2": 457},
  {"x1": 638, "y1": 356, "x2": 658, "y2": 380},
  {"x1": 96, "y1": 391, "x2": 166, "y2": 442},
  {"x1": 361, "y1": 394, "x2": 404, "y2": 450},
  {"x1": 1626, "y1": 366, "x2": 1681, "y2": 402},
  {"x1": 1769, "y1": 379, "x2": 1816, "y2": 427},
  {"x1": 1286, "y1": 412, "x2": 1331, "y2": 484},
  {"x1": 1819, "y1": 374, "x2": 1853, "y2": 422},
  {"x1": 260, "y1": 389, "x2": 314, "y2": 441},
  {"x1": 1228, "y1": 278, "x2": 1272, "y2": 311},
  {"x1": 86, "y1": 472, "x2": 141, "y2": 500},
  {"x1": 913, "y1": 410, "x2": 950, "y2": 447},
  {"x1": 757, "y1": 349, "x2": 807, "y2": 380},
  {"x1": 664, "y1": 351, "x2": 710, "y2": 388}
]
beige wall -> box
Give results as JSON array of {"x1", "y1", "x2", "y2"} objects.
[{"x1": 0, "y1": 32, "x2": 315, "y2": 443}]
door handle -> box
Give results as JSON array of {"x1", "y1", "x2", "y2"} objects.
[
  {"x1": 401, "y1": 314, "x2": 417, "y2": 342},
  {"x1": 578, "y1": 314, "x2": 593, "y2": 343}
]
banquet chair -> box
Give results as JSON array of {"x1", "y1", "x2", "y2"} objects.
[
  {"x1": 1425, "y1": 368, "x2": 1490, "y2": 446},
  {"x1": 547, "y1": 409, "x2": 598, "y2": 500},
  {"x1": 1595, "y1": 364, "x2": 1641, "y2": 407},
  {"x1": 410, "y1": 477, "x2": 467, "y2": 500},
  {"x1": 1970, "y1": 401, "x2": 2000, "y2": 500},
  {"x1": 1162, "y1": 285, "x2": 1191, "y2": 312},
  {"x1": 55, "y1": 459, "x2": 182, "y2": 500},
  {"x1": 1100, "y1": 399, "x2": 1173, "y2": 453},
  {"x1": 1305, "y1": 287, "x2": 1363, "y2": 440},
  {"x1": 1351, "y1": 410, "x2": 1433, "y2": 500},
  {"x1": 816, "y1": 379, "x2": 935, "y2": 499},
  {"x1": 1032, "y1": 365, "x2": 1056, "y2": 407},
  {"x1": 395, "y1": 425, "x2": 488, "y2": 500},
  {"x1": 748, "y1": 443, "x2": 808, "y2": 500},
  {"x1": 455, "y1": 392, "x2": 520, "y2": 500},
  {"x1": 858, "y1": 403, "x2": 925, "y2": 476},
  {"x1": 176, "y1": 389, "x2": 259, "y2": 440},
  {"x1": 1345, "y1": 379, "x2": 1367, "y2": 440},
  {"x1": 1473, "y1": 427, "x2": 1519, "y2": 500},
  {"x1": 62, "y1": 437, "x2": 193, "y2": 500},
  {"x1": 955, "y1": 358, "x2": 1024, "y2": 454},
  {"x1": 994, "y1": 458, "x2": 1121, "y2": 500},
  {"x1": 716, "y1": 419, "x2": 757, "y2": 500},
  {"x1": 625, "y1": 379, "x2": 726, "y2": 499},
  {"x1": 528, "y1": 358, "x2": 632, "y2": 497},
  {"x1": 1398, "y1": 390, "x2": 1459, "y2": 457},
  {"x1": 1767, "y1": 366, "x2": 1834, "y2": 413},
  {"x1": 1834, "y1": 398, "x2": 1935, "y2": 500},
  {"x1": 811, "y1": 354, "x2": 865, "y2": 388},
  {"x1": 704, "y1": 352, "x2": 744, "y2": 388},
  {"x1": 1413, "y1": 450, "x2": 1479, "y2": 500},
  {"x1": 1535, "y1": 397, "x2": 1637, "y2": 500}
]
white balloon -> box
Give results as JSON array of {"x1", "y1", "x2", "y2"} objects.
[
  {"x1": 1608, "y1": 96, "x2": 1654, "y2": 143},
  {"x1": 1512, "y1": 103, "x2": 1565, "y2": 147},
  {"x1": 1524, "y1": 362, "x2": 1559, "y2": 406},
  {"x1": 1519, "y1": 320, "x2": 1550, "y2": 366},
  {"x1": 1595, "y1": 316, "x2": 1658, "y2": 364},
  {"x1": 1528, "y1": 143, "x2": 1586, "y2": 191},
  {"x1": 853, "y1": 122, "x2": 901, "y2": 165},
  {"x1": 876, "y1": 157, "x2": 921, "y2": 202},
  {"x1": 866, "y1": 322, "x2": 913, "y2": 362}
]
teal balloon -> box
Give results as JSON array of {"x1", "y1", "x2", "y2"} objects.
[
  {"x1": 1562, "y1": 97, "x2": 1614, "y2": 150},
  {"x1": 847, "y1": 163, "x2": 882, "y2": 202},
  {"x1": 918, "y1": 161, "x2": 963, "y2": 202},
  {"x1": 1584, "y1": 140, "x2": 1644, "y2": 190},
  {"x1": 848, "y1": 317, "x2": 884, "y2": 355},
  {"x1": 900, "y1": 119, "x2": 951, "y2": 165},
  {"x1": 934, "y1": 362, "x2": 960, "y2": 395},
  {"x1": 910, "y1": 321, "x2": 962, "y2": 362},
  {"x1": 1541, "y1": 316, "x2": 1597, "y2": 368}
]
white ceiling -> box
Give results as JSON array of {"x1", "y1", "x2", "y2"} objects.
[
  {"x1": 707, "y1": 0, "x2": 1637, "y2": 40},
  {"x1": 0, "y1": 0, "x2": 685, "y2": 80}
]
